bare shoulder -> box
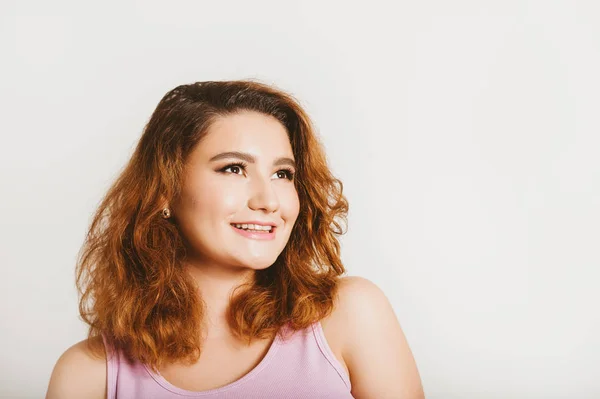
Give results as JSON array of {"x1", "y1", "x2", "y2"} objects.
[
  {"x1": 46, "y1": 336, "x2": 107, "y2": 399},
  {"x1": 334, "y1": 275, "x2": 425, "y2": 399},
  {"x1": 332, "y1": 275, "x2": 392, "y2": 327}
]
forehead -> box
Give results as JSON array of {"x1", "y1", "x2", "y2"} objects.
[{"x1": 195, "y1": 111, "x2": 293, "y2": 158}]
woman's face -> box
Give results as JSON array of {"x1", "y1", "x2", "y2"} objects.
[{"x1": 172, "y1": 110, "x2": 300, "y2": 272}]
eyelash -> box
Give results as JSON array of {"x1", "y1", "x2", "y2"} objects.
[{"x1": 219, "y1": 162, "x2": 296, "y2": 180}]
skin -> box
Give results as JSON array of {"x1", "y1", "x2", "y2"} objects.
[
  {"x1": 46, "y1": 110, "x2": 425, "y2": 398},
  {"x1": 168, "y1": 110, "x2": 300, "y2": 339}
]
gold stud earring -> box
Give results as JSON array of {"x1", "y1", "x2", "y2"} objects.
[{"x1": 161, "y1": 208, "x2": 171, "y2": 219}]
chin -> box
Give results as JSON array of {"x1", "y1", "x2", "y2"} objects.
[
  {"x1": 246, "y1": 259, "x2": 277, "y2": 270},
  {"x1": 237, "y1": 255, "x2": 278, "y2": 270}
]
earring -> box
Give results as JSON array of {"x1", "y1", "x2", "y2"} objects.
[{"x1": 161, "y1": 208, "x2": 171, "y2": 219}]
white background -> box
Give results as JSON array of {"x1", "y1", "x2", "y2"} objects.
[{"x1": 1, "y1": 1, "x2": 599, "y2": 398}]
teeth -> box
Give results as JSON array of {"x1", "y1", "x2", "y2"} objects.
[{"x1": 233, "y1": 223, "x2": 273, "y2": 232}]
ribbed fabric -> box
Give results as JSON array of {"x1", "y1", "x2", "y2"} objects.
[{"x1": 101, "y1": 321, "x2": 354, "y2": 398}]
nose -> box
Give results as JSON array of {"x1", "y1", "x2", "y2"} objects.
[{"x1": 248, "y1": 175, "x2": 280, "y2": 213}]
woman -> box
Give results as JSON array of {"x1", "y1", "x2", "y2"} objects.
[{"x1": 46, "y1": 80, "x2": 425, "y2": 398}]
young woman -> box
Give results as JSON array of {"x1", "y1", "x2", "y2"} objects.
[{"x1": 46, "y1": 80, "x2": 424, "y2": 398}]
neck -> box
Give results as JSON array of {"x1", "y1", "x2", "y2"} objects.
[{"x1": 183, "y1": 258, "x2": 256, "y2": 339}]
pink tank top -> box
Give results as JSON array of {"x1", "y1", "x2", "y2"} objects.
[{"x1": 101, "y1": 321, "x2": 353, "y2": 398}]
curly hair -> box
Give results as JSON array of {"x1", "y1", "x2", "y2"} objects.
[{"x1": 76, "y1": 80, "x2": 349, "y2": 373}]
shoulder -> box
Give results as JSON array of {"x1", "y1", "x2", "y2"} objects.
[
  {"x1": 334, "y1": 276, "x2": 425, "y2": 399},
  {"x1": 333, "y1": 275, "x2": 391, "y2": 329},
  {"x1": 336, "y1": 275, "x2": 382, "y2": 302},
  {"x1": 46, "y1": 337, "x2": 107, "y2": 399}
]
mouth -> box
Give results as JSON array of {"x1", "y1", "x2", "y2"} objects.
[
  {"x1": 230, "y1": 223, "x2": 277, "y2": 240},
  {"x1": 230, "y1": 222, "x2": 275, "y2": 232}
]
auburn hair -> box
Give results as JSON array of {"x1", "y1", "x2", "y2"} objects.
[{"x1": 76, "y1": 80, "x2": 349, "y2": 372}]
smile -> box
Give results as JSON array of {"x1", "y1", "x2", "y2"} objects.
[{"x1": 231, "y1": 224, "x2": 277, "y2": 240}]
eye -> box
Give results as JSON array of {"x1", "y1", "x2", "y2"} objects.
[
  {"x1": 274, "y1": 169, "x2": 295, "y2": 180},
  {"x1": 219, "y1": 162, "x2": 247, "y2": 175},
  {"x1": 218, "y1": 162, "x2": 295, "y2": 180}
]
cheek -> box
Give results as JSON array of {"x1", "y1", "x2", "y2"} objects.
[
  {"x1": 182, "y1": 177, "x2": 242, "y2": 218},
  {"x1": 193, "y1": 187, "x2": 241, "y2": 217},
  {"x1": 282, "y1": 189, "x2": 300, "y2": 221}
]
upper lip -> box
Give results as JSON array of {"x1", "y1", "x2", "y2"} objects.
[{"x1": 231, "y1": 221, "x2": 277, "y2": 227}]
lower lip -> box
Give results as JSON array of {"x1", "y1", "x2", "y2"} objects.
[{"x1": 231, "y1": 225, "x2": 276, "y2": 240}]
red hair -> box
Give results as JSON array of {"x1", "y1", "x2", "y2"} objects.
[{"x1": 76, "y1": 80, "x2": 349, "y2": 372}]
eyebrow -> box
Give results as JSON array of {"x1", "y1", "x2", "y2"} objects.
[{"x1": 209, "y1": 151, "x2": 296, "y2": 169}]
